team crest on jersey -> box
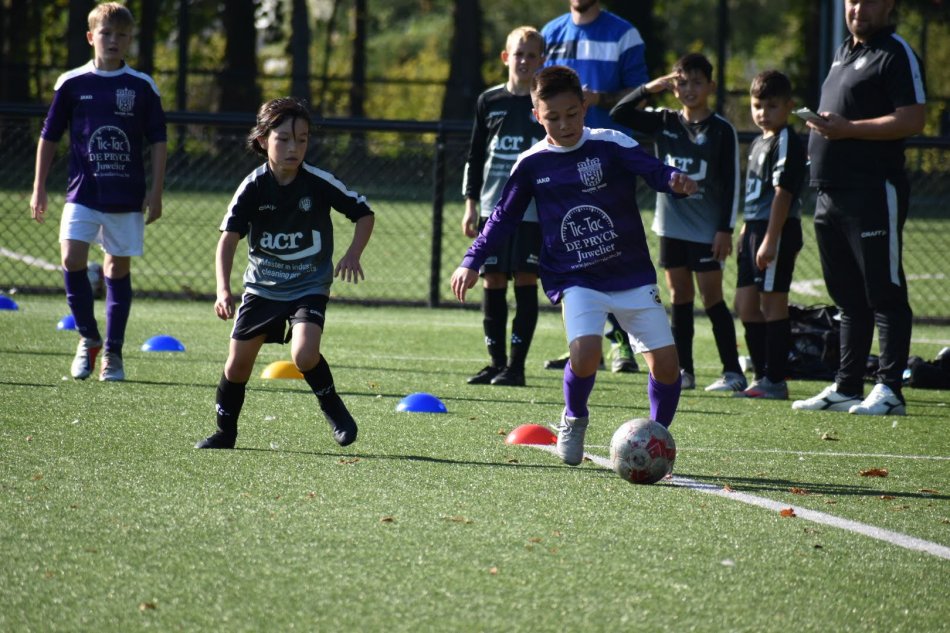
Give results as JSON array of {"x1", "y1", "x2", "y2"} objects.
[
  {"x1": 298, "y1": 197, "x2": 312, "y2": 212},
  {"x1": 115, "y1": 88, "x2": 135, "y2": 113},
  {"x1": 853, "y1": 55, "x2": 868, "y2": 71},
  {"x1": 577, "y1": 157, "x2": 603, "y2": 188},
  {"x1": 694, "y1": 132, "x2": 707, "y2": 146}
]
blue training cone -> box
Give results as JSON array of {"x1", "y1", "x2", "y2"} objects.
[
  {"x1": 396, "y1": 392, "x2": 447, "y2": 414},
  {"x1": 141, "y1": 334, "x2": 186, "y2": 352},
  {"x1": 0, "y1": 295, "x2": 18, "y2": 310},
  {"x1": 57, "y1": 314, "x2": 77, "y2": 330}
]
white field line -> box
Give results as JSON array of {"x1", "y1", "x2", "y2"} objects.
[
  {"x1": 583, "y1": 445, "x2": 950, "y2": 461},
  {"x1": 0, "y1": 247, "x2": 61, "y2": 271},
  {"x1": 528, "y1": 444, "x2": 950, "y2": 560}
]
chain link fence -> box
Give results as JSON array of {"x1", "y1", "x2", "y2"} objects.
[{"x1": 1, "y1": 106, "x2": 948, "y2": 320}]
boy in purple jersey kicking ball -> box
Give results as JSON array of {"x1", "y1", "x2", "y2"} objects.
[
  {"x1": 31, "y1": 2, "x2": 167, "y2": 382},
  {"x1": 451, "y1": 66, "x2": 697, "y2": 466},
  {"x1": 195, "y1": 97, "x2": 374, "y2": 450}
]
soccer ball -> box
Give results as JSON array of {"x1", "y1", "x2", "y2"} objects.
[
  {"x1": 87, "y1": 262, "x2": 105, "y2": 298},
  {"x1": 609, "y1": 419, "x2": 676, "y2": 485}
]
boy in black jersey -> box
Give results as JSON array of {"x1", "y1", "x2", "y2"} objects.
[
  {"x1": 610, "y1": 53, "x2": 745, "y2": 394},
  {"x1": 196, "y1": 98, "x2": 375, "y2": 449},
  {"x1": 461, "y1": 27, "x2": 546, "y2": 387},
  {"x1": 733, "y1": 71, "x2": 806, "y2": 400}
]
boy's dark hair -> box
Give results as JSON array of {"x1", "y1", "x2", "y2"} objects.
[
  {"x1": 88, "y1": 2, "x2": 135, "y2": 31},
  {"x1": 673, "y1": 53, "x2": 713, "y2": 81},
  {"x1": 750, "y1": 70, "x2": 793, "y2": 101},
  {"x1": 531, "y1": 66, "x2": 583, "y2": 107},
  {"x1": 248, "y1": 97, "x2": 312, "y2": 156}
]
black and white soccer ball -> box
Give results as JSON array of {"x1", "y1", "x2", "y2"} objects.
[{"x1": 609, "y1": 418, "x2": 676, "y2": 485}]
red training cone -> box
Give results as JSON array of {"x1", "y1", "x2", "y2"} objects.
[{"x1": 505, "y1": 424, "x2": 557, "y2": 445}]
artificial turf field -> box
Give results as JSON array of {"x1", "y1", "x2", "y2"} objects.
[{"x1": 1, "y1": 295, "x2": 948, "y2": 632}]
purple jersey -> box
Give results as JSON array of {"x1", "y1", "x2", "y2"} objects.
[
  {"x1": 461, "y1": 128, "x2": 680, "y2": 304},
  {"x1": 41, "y1": 61, "x2": 167, "y2": 213}
]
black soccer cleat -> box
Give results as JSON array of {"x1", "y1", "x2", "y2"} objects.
[
  {"x1": 490, "y1": 367, "x2": 525, "y2": 386},
  {"x1": 467, "y1": 365, "x2": 503, "y2": 384},
  {"x1": 195, "y1": 430, "x2": 237, "y2": 449},
  {"x1": 319, "y1": 393, "x2": 358, "y2": 446}
]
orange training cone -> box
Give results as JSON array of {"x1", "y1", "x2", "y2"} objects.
[{"x1": 261, "y1": 360, "x2": 304, "y2": 379}]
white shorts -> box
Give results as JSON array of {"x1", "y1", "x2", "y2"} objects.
[
  {"x1": 59, "y1": 203, "x2": 145, "y2": 257},
  {"x1": 562, "y1": 285, "x2": 674, "y2": 353}
]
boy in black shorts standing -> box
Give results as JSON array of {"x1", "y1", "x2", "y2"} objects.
[
  {"x1": 461, "y1": 26, "x2": 546, "y2": 387},
  {"x1": 733, "y1": 70, "x2": 806, "y2": 400},
  {"x1": 196, "y1": 98, "x2": 375, "y2": 449},
  {"x1": 610, "y1": 53, "x2": 745, "y2": 393}
]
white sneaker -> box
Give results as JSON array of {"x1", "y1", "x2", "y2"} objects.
[
  {"x1": 849, "y1": 384, "x2": 906, "y2": 416},
  {"x1": 71, "y1": 337, "x2": 103, "y2": 380},
  {"x1": 680, "y1": 370, "x2": 696, "y2": 390},
  {"x1": 99, "y1": 351, "x2": 125, "y2": 382},
  {"x1": 791, "y1": 384, "x2": 862, "y2": 412},
  {"x1": 705, "y1": 371, "x2": 748, "y2": 392},
  {"x1": 556, "y1": 409, "x2": 589, "y2": 466}
]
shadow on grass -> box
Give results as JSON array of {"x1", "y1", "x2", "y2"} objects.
[{"x1": 676, "y1": 472, "x2": 950, "y2": 501}]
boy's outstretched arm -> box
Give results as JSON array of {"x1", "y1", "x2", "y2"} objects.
[
  {"x1": 450, "y1": 266, "x2": 479, "y2": 303},
  {"x1": 30, "y1": 138, "x2": 58, "y2": 224},
  {"x1": 668, "y1": 172, "x2": 698, "y2": 196},
  {"x1": 335, "y1": 214, "x2": 375, "y2": 284},
  {"x1": 145, "y1": 142, "x2": 167, "y2": 225},
  {"x1": 215, "y1": 231, "x2": 241, "y2": 320}
]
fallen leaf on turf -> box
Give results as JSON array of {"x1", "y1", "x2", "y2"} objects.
[
  {"x1": 380, "y1": 516, "x2": 395, "y2": 523},
  {"x1": 497, "y1": 428, "x2": 508, "y2": 436},
  {"x1": 880, "y1": 495, "x2": 896, "y2": 500},
  {"x1": 919, "y1": 488, "x2": 939, "y2": 494},
  {"x1": 860, "y1": 468, "x2": 889, "y2": 477},
  {"x1": 780, "y1": 508, "x2": 797, "y2": 517},
  {"x1": 138, "y1": 601, "x2": 157, "y2": 612},
  {"x1": 789, "y1": 487, "x2": 810, "y2": 495},
  {"x1": 528, "y1": 537, "x2": 542, "y2": 543},
  {"x1": 813, "y1": 544, "x2": 823, "y2": 549},
  {"x1": 820, "y1": 432, "x2": 839, "y2": 441},
  {"x1": 506, "y1": 458, "x2": 519, "y2": 464},
  {"x1": 338, "y1": 458, "x2": 360, "y2": 465},
  {"x1": 306, "y1": 492, "x2": 316, "y2": 499},
  {"x1": 723, "y1": 485, "x2": 734, "y2": 492},
  {"x1": 552, "y1": 530, "x2": 563, "y2": 537},
  {"x1": 443, "y1": 515, "x2": 472, "y2": 524},
  {"x1": 25, "y1": 435, "x2": 32, "y2": 442},
  {"x1": 31, "y1": 473, "x2": 43, "y2": 481},
  {"x1": 488, "y1": 566, "x2": 498, "y2": 575},
  {"x1": 825, "y1": 499, "x2": 838, "y2": 505}
]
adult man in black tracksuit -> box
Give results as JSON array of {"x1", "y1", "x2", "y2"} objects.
[{"x1": 792, "y1": 0, "x2": 926, "y2": 416}]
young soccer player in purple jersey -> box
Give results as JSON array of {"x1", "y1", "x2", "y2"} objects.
[
  {"x1": 451, "y1": 66, "x2": 698, "y2": 466},
  {"x1": 460, "y1": 26, "x2": 547, "y2": 388},
  {"x1": 611, "y1": 53, "x2": 746, "y2": 394},
  {"x1": 30, "y1": 3, "x2": 167, "y2": 382},
  {"x1": 195, "y1": 98, "x2": 374, "y2": 450}
]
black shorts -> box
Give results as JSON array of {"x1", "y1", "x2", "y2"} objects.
[
  {"x1": 477, "y1": 218, "x2": 541, "y2": 277},
  {"x1": 736, "y1": 218, "x2": 803, "y2": 292},
  {"x1": 232, "y1": 293, "x2": 329, "y2": 344},
  {"x1": 657, "y1": 236, "x2": 722, "y2": 272}
]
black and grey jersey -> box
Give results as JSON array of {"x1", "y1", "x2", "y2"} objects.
[
  {"x1": 743, "y1": 126, "x2": 807, "y2": 222},
  {"x1": 809, "y1": 26, "x2": 926, "y2": 188},
  {"x1": 462, "y1": 84, "x2": 545, "y2": 221},
  {"x1": 611, "y1": 86, "x2": 739, "y2": 243},
  {"x1": 221, "y1": 162, "x2": 373, "y2": 301}
]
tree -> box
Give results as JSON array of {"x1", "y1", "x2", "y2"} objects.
[
  {"x1": 289, "y1": 0, "x2": 311, "y2": 103},
  {"x1": 441, "y1": 0, "x2": 484, "y2": 120},
  {"x1": 67, "y1": 0, "x2": 95, "y2": 67},
  {"x1": 1, "y1": 0, "x2": 31, "y2": 101},
  {"x1": 217, "y1": 0, "x2": 261, "y2": 113},
  {"x1": 135, "y1": 0, "x2": 160, "y2": 76},
  {"x1": 349, "y1": 0, "x2": 367, "y2": 119}
]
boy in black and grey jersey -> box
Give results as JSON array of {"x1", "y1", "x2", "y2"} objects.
[
  {"x1": 733, "y1": 70, "x2": 807, "y2": 400},
  {"x1": 610, "y1": 52, "x2": 745, "y2": 393},
  {"x1": 461, "y1": 26, "x2": 546, "y2": 387}
]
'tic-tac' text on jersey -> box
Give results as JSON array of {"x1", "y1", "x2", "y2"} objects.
[
  {"x1": 462, "y1": 84, "x2": 545, "y2": 221},
  {"x1": 41, "y1": 61, "x2": 167, "y2": 214},
  {"x1": 743, "y1": 125, "x2": 807, "y2": 222},
  {"x1": 461, "y1": 128, "x2": 681, "y2": 304},
  {"x1": 221, "y1": 163, "x2": 374, "y2": 301}
]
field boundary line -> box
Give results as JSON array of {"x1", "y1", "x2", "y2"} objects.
[
  {"x1": 583, "y1": 445, "x2": 950, "y2": 461},
  {"x1": 0, "y1": 246, "x2": 60, "y2": 271},
  {"x1": 529, "y1": 444, "x2": 950, "y2": 560}
]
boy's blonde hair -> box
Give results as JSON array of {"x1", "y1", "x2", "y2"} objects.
[
  {"x1": 88, "y1": 2, "x2": 135, "y2": 31},
  {"x1": 505, "y1": 26, "x2": 545, "y2": 54}
]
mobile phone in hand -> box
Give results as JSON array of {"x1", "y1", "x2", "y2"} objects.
[{"x1": 794, "y1": 107, "x2": 826, "y2": 124}]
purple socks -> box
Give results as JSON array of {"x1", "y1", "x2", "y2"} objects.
[
  {"x1": 105, "y1": 274, "x2": 132, "y2": 354},
  {"x1": 649, "y1": 372, "x2": 682, "y2": 428},
  {"x1": 64, "y1": 268, "x2": 100, "y2": 341},
  {"x1": 563, "y1": 362, "x2": 596, "y2": 418}
]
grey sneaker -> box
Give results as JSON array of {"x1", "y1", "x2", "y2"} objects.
[
  {"x1": 791, "y1": 384, "x2": 862, "y2": 412},
  {"x1": 735, "y1": 376, "x2": 788, "y2": 400},
  {"x1": 99, "y1": 351, "x2": 125, "y2": 382},
  {"x1": 609, "y1": 340, "x2": 640, "y2": 373},
  {"x1": 556, "y1": 409, "x2": 589, "y2": 466},
  {"x1": 705, "y1": 371, "x2": 748, "y2": 392},
  {"x1": 848, "y1": 384, "x2": 906, "y2": 416},
  {"x1": 680, "y1": 369, "x2": 696, "y2": 390},
  {"x1": 71, "y1": 337, "x2": 103, "y2": 380}
]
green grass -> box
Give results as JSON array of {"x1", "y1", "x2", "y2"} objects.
[{"x1": 1, "y1": 296, "x2": 949, "y2": 632}]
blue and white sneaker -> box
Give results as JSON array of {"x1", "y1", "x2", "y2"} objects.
[
  {"x1": 791, "y1": 384, "x2": 862, "y2": 412},
  {"x1": 71, "y1": 337, "x2": 103, "y2": 380},
  {"x1": 705, "y1": 371, "x2": 747, "y2": 392},
  {"x1": 556, "y1": 409, "x2": 588, "y2": 466},
  {"x1": 849, "y1": 384, "x2": 906, "y2": 416}
]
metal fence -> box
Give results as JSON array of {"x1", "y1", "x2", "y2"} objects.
[{"x1": 2, "y1": 105, "x2": 949, "y2": 320}]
